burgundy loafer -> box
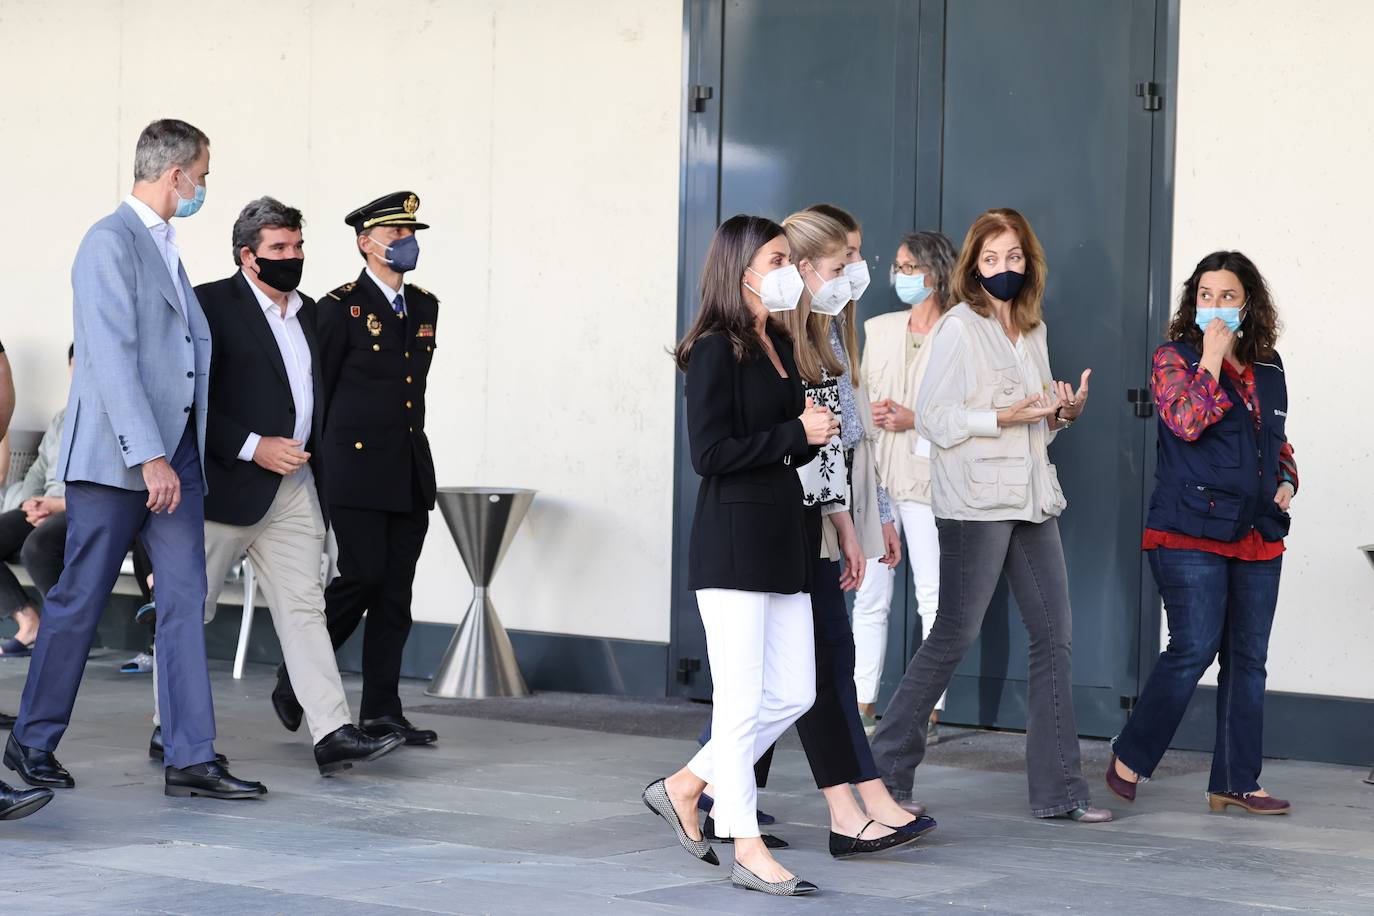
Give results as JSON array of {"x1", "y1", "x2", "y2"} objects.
[
  {"x1": 1207, "y1": 791, "x2": 1291, "y2": 815},
  {"x1": 1105, "y1": 754, "x2": 1138, "y2": 803}
]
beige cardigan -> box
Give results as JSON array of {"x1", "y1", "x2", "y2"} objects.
[
  {"x1": 915, "y1": 303, "x2": 1067, "y2": 523},
  {"x1": 861, "y1": 310, "x2": 938, "y2": 505}
]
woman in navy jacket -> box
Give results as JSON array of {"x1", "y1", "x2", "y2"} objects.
[
  {"x1": 642, "y1": 215, "x2": 837, "y2": 896},
  {"x1": 1107, "y1": 251, "x2": 1297, "y2": 815}
]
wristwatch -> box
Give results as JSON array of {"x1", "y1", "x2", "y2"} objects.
[{"x1": 1054, "y1": 407, "x2": 1074, "y2": 428}]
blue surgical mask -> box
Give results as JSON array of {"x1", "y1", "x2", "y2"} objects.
[
  {"x1": 894, "y1": 272, "x2": 932, "y2": 306},
  {"x1": 369, "y1": 233, "x2": 420, "y2": 272},
  {"x1": 1195, "y1": 306, "x2": 1242, "y2": 333},
  {"x1": 173, "y1": 170, "x2": 206, "y2": 218}
]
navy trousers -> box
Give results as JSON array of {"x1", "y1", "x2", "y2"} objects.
[{"x1": 15, "y1": 425, "x2": 217, "y2": 769}]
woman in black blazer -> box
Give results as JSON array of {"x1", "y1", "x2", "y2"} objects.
[{"x1": 642, "y1": 215, "x2": 836, "y2": 897}]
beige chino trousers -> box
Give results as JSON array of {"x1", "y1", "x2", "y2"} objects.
[{"x1": 153, "y1": 468, "x2": 350, "y2": 744}]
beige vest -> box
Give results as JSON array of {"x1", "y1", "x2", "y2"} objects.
[{"x1": 862, "y1": 310, "x2": 937, "y2": 504}]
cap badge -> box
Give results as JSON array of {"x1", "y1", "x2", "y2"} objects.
[{"x1": 403, "y1": 194, "x2": 419, "y2": 215}]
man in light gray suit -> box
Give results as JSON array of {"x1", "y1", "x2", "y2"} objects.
[{"x1": 4, "y1": 119, "x2": 266, "y2": 800}]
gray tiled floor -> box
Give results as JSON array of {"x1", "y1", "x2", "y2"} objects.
[{"x1": 2, "y1": 653, "x2": 1373, "y2": 914}]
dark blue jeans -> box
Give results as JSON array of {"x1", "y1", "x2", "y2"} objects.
[{"x1": 1114, "y1": 547, "x2": 1282, "y2": 794}]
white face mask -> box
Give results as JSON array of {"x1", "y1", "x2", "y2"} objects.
[
  {"x1": 843, "y1": 260, "x2": 871, "y2": 301},
  {"x1": 804, "y1": 263, "x2": 854, "y2": 316},
  {"x1": 745, "y1": 264, "x2": 805, "y2": 313}
]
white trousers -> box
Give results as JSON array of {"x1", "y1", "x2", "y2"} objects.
[
  {"x1": 851, "y1": 499, "x2": 943, "y2": 708},
  {"x1": 687, "y1": 589, "x2": 815, "y2": 838}
]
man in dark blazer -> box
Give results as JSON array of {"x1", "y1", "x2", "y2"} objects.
[
  {"x1": 276, "y1": 191, "x2": 439, "y2": 746},
  {"x1": 179, "y1": 197, "x2": 403, "y2": 776}
]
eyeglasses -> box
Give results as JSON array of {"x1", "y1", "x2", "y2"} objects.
[{"x1": 890, "y1": 263, "x2": 925, "y2": 277}]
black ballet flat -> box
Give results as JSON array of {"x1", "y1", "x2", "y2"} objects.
[
  {"x1": 829, "y1": 819, "x2": 921, "y2": 859},
  {"x1": 704, "y1": 815, "x2": 789, "y2": 849}
]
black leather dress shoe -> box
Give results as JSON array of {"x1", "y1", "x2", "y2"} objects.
[
  {"x1": 0, "y1": 779, "x2": 54, "y2": 820},
  {"x1": 272, "y1": 664, "x2": 303, "y2": 733},
  {"x1": 4, "y1": 734, "x2": 74, "y2": 789},
  {"x1": 360, "y1": 715, "x2": 437, "y2": 746},
  {"x1": 148, "y1": 727, "x2": 227, "y2": 765},
  {"x1": 164, "y1": 761, "x2": 267, "y2": 799},
  {"x1": 0, "y1": 710, "x2": 16, "y2": 730},
  {"x1": 315, "y1": 724, "x2": 404, "y2": 776}
]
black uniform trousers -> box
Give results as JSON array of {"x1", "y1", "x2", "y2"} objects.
[{"x1": 321, "y1": 495, "x2": 430, "y2": 721}]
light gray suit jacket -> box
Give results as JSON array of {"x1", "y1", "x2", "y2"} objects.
[{"x1": 57, "y1": 202, "x2": 211, "y2": 492}]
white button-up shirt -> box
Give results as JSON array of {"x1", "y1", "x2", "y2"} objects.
[
  {"x1": 123, "y1": 194, "x2": 188, "y2": 320},
  {"x1": 365, "y1": 266, "x2": 405, "y2": 314},
  {"x1": 237, "y1": 272, "x2": 314, "y2": 467}
]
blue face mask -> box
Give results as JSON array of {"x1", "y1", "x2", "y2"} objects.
[
  {"x1": 894, "y1": 272, "x2": 932, "y2": 306},
  {"x1": 173, "y1": 170, "x2": 206, "y2": 218},
  {"x1": 1195, "y1": 306, "x2": 1242, "y2": 333},
  {"x1": 370, "y1": 233, "x2": 420, "y2": 272}
]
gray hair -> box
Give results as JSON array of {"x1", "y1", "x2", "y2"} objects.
[
  {"x1": 231, "y1": 197, "x2": 304, "y2": 265},
  {"x1": 132, "y1": 119, "x2": 209, "y2": 183},
  {"x1": 895, "y1": 230, "x2": 958, "y2": 309}
]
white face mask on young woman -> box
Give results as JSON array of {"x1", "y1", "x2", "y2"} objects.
[
  {"x1": 745, "y1": 264, "x2": 805, "y2": 312},
  {"x1": 804, "y1": 263, "x2": 854, "y2": 316},
  {"x1": 843, "y1": 260, "x2": 871, "y2": 301}
]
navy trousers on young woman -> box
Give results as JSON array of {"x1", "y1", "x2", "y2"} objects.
[{"x1": 1113, "y1": 548, "x2": 1282, "y2": 794}]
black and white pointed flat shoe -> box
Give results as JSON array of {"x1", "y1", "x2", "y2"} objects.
[
  {"x1": 731, "y1": 862, "x2": 817, "y2": 896},
  {"x1": 642, "y1": 779, "x2": 719, "y2": 866}
]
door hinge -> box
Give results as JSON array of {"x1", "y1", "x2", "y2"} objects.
[
  {"x1": 688, "y1": 84, "x2": 714, "y2": 113},
  {"x1": 676, "y1": 656, "x2": 702, "y2": 684},
  {"x1": 1135, "y1": 81, "x2": 1162, "y2": 111},
  {"x1": 1120, "y1": 695, "x2": 1138, "y2": 712},
  {"x1": 1127, "y1": 388, "x2": 1155, "y2": 418}
]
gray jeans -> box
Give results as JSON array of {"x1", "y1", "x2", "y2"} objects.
[{"x1": 870, "y1": 517, "x2": 1093, "y2": 817}]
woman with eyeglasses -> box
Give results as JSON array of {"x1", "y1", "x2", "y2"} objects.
[{"x1": 851, "y1": 231, "x2": 958, "y2": 764}]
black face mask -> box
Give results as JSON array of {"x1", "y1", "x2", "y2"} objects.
[
  {"x1": 253, "y1": 255, "x2": 305, "y2": 293},
  {"x1": 978, "y1": 269, "x2": 1026, "y2": 302}
]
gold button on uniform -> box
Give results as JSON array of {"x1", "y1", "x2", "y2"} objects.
[
  {"x1": 405, "y1": 400, "x2": 412, "y2": 408},
  {"x1": 372, "y1": 344, "x2": 380, "y2": 352},
  {"x1": 405, "y1": 376, "x2": 412, "y2": 384},
  {"x1": 426, "y1": 345, "x2": 433, "y2": 352},
  {"x1": 354, "y1": 441, "x2": 363, "y2": 450},
  {"x1": 404, "y1": 351, "x2": 410, "y2": 358}
]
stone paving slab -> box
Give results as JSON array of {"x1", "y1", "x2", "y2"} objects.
[{"x1": 2, "y1": 657, "x2": 1374, "y2": 914}]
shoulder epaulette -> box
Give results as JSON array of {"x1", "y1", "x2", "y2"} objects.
[
  {"x1": 407, "y1": 283, "x2": 437, "y2": 301},
  {"x1": 326, "y1": 281, "x2": 357, "y2": 301}
]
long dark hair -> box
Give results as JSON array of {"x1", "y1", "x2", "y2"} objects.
[
  {"x1": 674, "y1": 215, "x2": 789, "y2": 371},
  {"x1": 1167, "y1": 251, "x2": 1280, "y2": 363}
]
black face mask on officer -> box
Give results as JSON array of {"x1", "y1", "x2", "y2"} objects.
[{"x1": 251, "y1": 252, "x2": 305, "y2": 293}]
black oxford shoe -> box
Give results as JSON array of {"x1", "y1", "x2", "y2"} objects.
[
  {"x1": 165, "y1": 761, "x2": 267, "y2": 800},
  {"x1": 148, "y1": 727, "x2": 227, "y2": 765},
  {"x1": 360, "y1": 714, "x2": 437, "y2": 746},
  {"x1": 315, "y1": 724, "x2": 404, "y2": 776},
  {"x1": 272, "y1": 664, "x2": 304, "y2": 733},
  {"x1": 0, "y1": 779, "x2": 54, "y2": 820},
  {"x1": 4, "y1": 734, "x2": 74, "y2": 789}
]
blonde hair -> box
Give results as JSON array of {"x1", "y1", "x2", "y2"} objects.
[
  {"x1": 950, "y1": 208, "x2": 1048, "y2": 334},
  {"x1": 780, "y1": 209, "x2": 848, "y2": 386}
]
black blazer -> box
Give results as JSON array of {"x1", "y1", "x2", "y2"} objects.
[
  {"x1": 685, "y1": 329, "x2": 818, "y2": 594},
  {"x1": 315, "y1": 270, "x2": 439, "y2": 513},
  {"x1": 196, "y1": 272, "x2": 326, "y2": 527}
]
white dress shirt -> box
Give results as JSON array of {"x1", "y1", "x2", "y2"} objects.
[
  {"x1": 365, "y1": 266, "x2": 405, "y2": 313},
  {"x1": 237, "y1": 272, "x2": 314, "y2": 467},
  {"x1": 123, "y1": 194, "x2": 188, "y2": 320}
]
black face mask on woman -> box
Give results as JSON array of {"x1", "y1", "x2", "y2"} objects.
[
  {"x1": 253, "y1": 255, "x2": 305, "y2": 293},
  {"x1": 978, "y1": 269, "x2": 1025, "y2": 302}
]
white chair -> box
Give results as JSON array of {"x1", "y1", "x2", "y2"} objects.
[{"x1": 230, "y1": 550, "x2": 334, "y2": 679}]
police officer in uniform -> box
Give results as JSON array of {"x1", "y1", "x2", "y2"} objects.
[{"x1": 275, "y1": 191, "x2": 439, "y2": 746}]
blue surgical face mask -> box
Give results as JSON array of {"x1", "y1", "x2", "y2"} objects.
[
  {"x1": 1195, "y1": 306, "x2": 1243, "y2": 333},
  {"x1": 173, "y1": 169, "x2": 206, "y2": 218},
  {"x1": 369, "y1": 233, "x2": 420, "y2": 272},
  {"x1": 893, "y1": 271, "x2": 932, "y2": 306}
]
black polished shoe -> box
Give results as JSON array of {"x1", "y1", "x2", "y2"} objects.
[
  {"x1": 0, "y1": 779, "x2": 53, "y2": 821},
  {"x1": 829, "y1": 819, "x2": 921, "y2": 859},
  {"x1": 4, "y1": 734, "x2": 74, "y2": 789},
  {"x1": 315, "y1": 724, "x2": 404, "y2": 776},
  {"x1": 165, "y1": 761, "x2": 267, "y2": 800},
  {"x1": 0, "y1": 710, "x2": 15, "y2": 730},
  {"x1": 703, "y1": 815, "x2": 789, "y2": 849},
  {"x1": 360, "y1": 714, "x2": 437, "y2": 746},
  {"x1": 272, "y1": 665, "x2": 303, "y2": 733},
  {"x1": 148, "y1": 727, "x2": 227, "y2": 765}
]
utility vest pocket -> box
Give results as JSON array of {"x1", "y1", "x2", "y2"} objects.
[{"x1": 962, "y1": 456, "x2": 1030, "y2": 510}]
